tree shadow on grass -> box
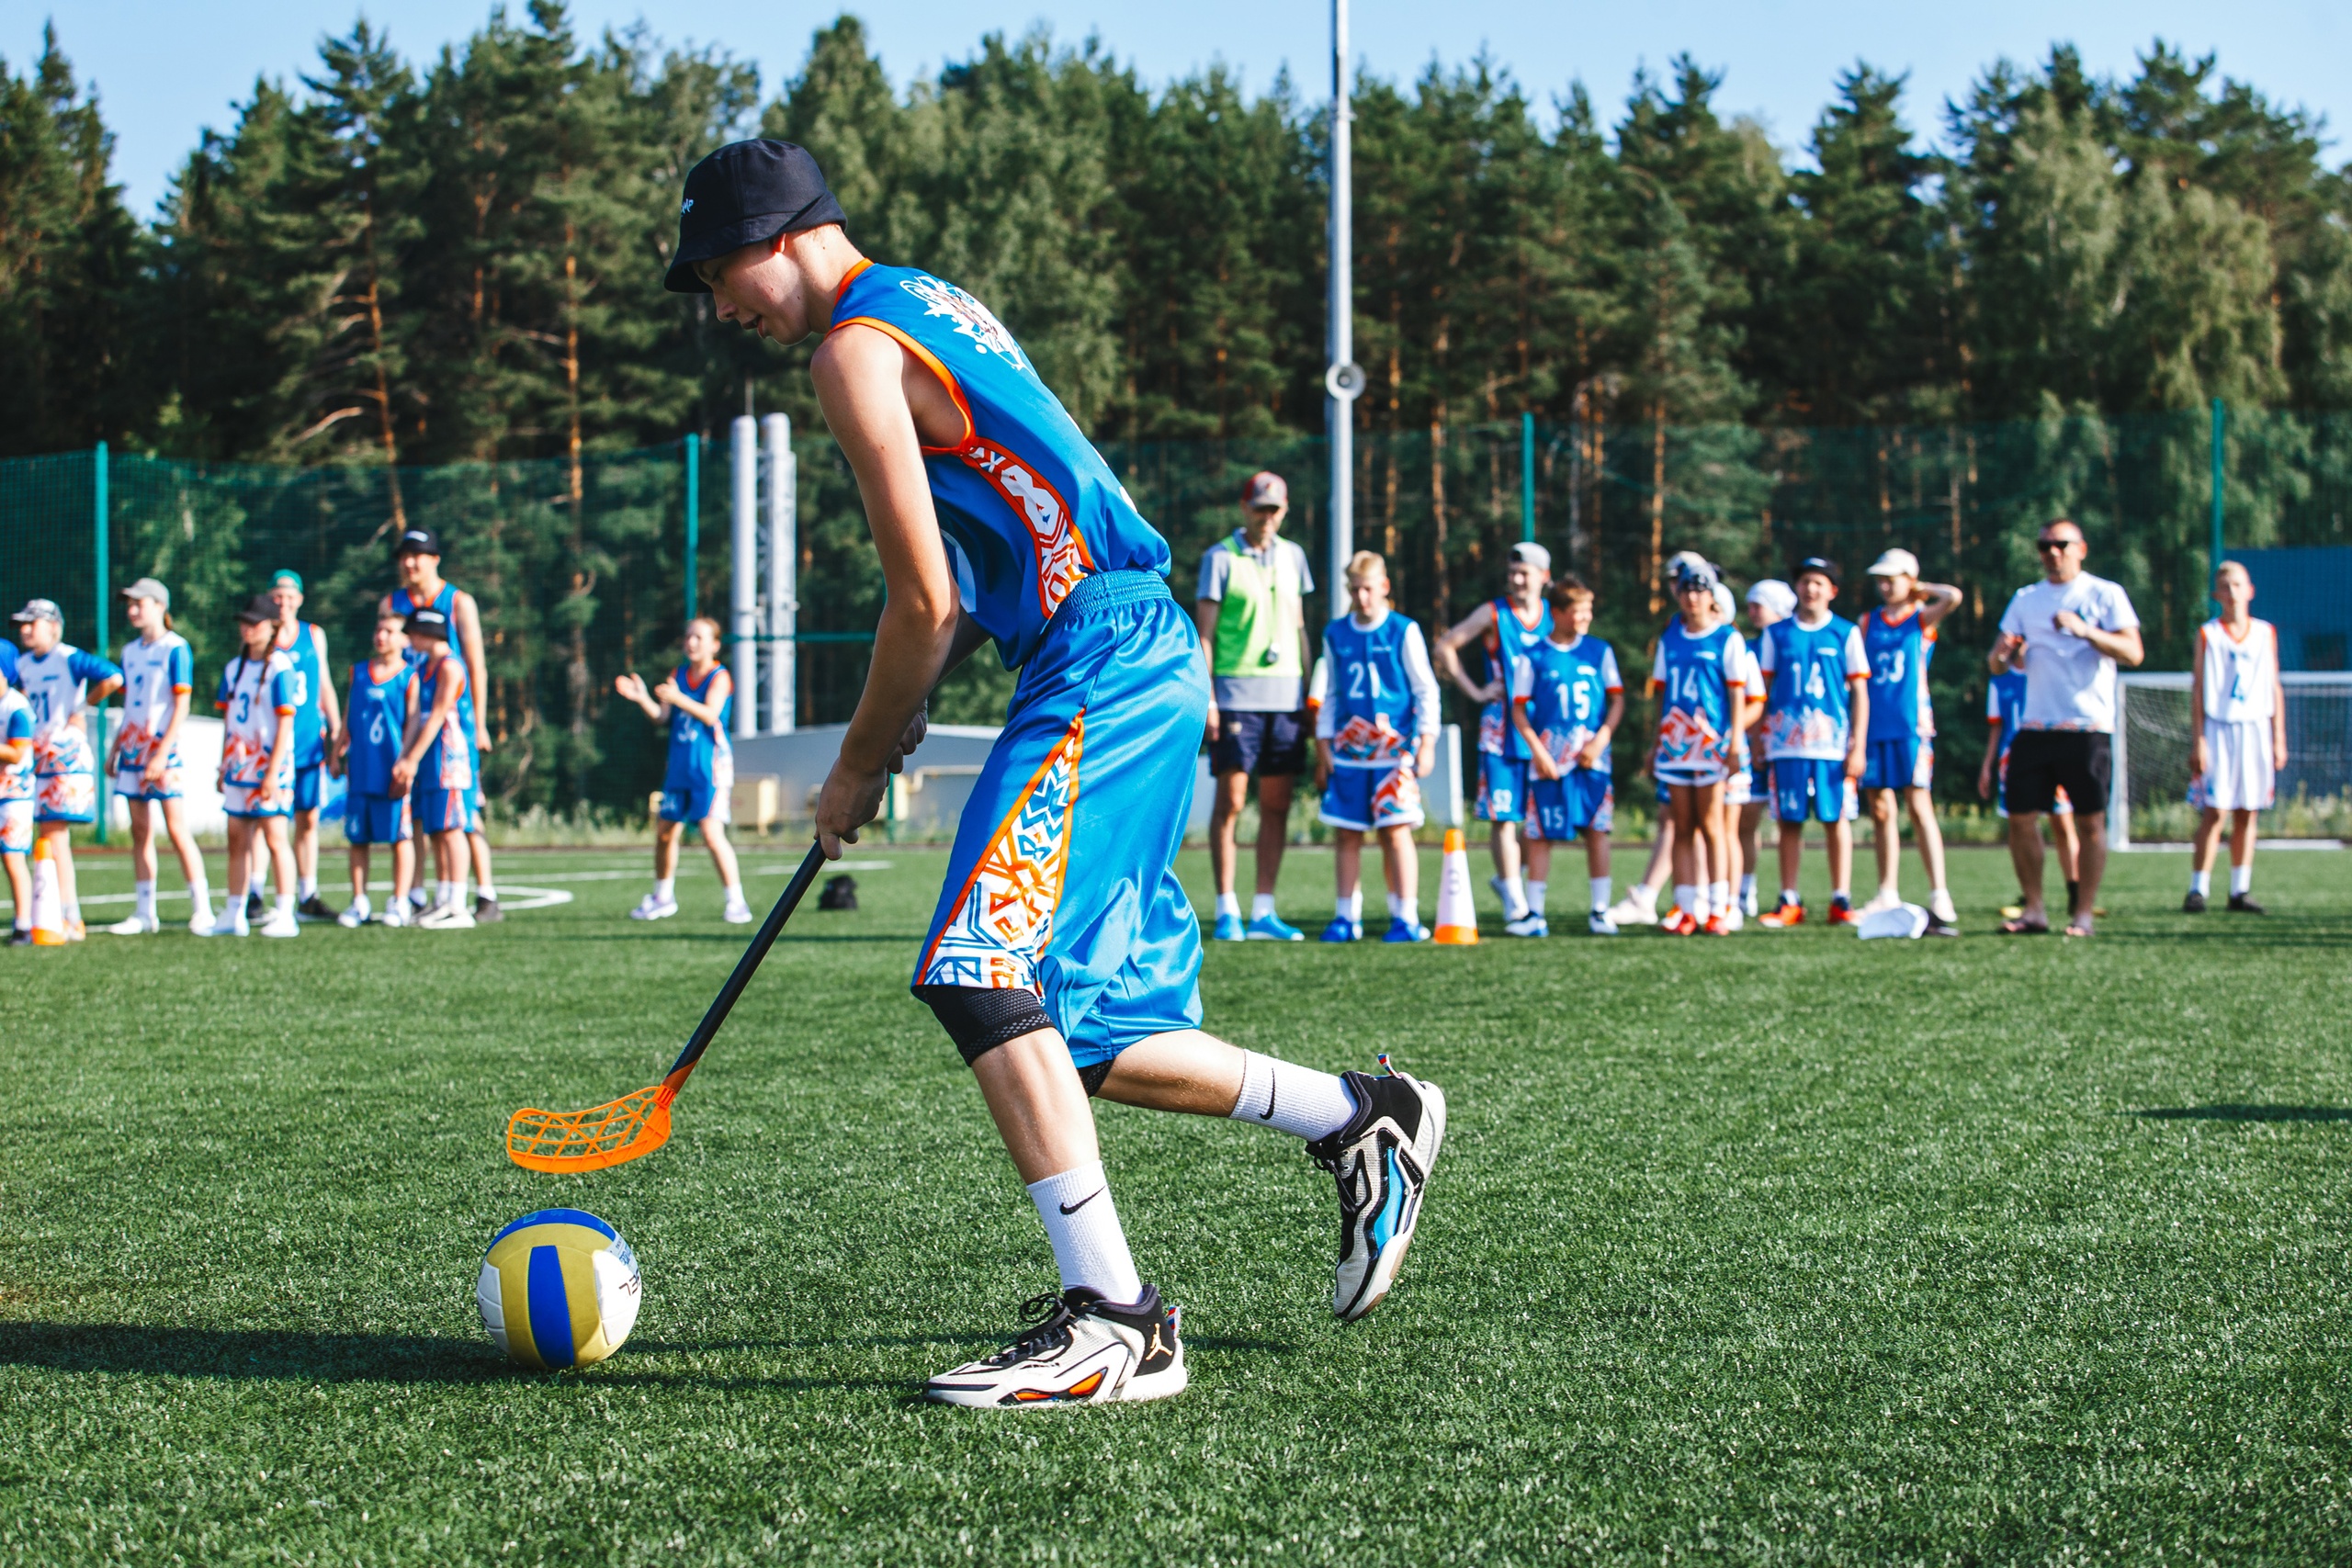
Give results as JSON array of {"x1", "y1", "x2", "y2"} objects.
[
  {"x1": 0, "y1": 1323, "x2": 901, "y2": 1392},
  {"x1": 2132, "y1": 1105, "x2": 2352, "y2": 1122}
]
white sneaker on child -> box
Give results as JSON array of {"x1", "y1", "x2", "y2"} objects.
[
  {"x1": 629, "y1": 893, "x2": 679, "y2": 921},
  {"x1": 722, "y1": 898, "x2": 754, "y2": 925}
]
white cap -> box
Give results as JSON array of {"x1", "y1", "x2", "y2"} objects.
[
  {"x1": 1866, "y1": 548, "x2": 1920, "y2": 579},
  {"x1": 1507, "y1": 541, "x2": 1551, "y2": 573},
  {"x1": 1746, "y1": 578, "x2": 1796, "y2": 617},
  {"x1": 1711, "y1": 581, "x2": 1736, "y2": 617}
]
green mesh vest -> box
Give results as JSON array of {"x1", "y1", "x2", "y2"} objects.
[{"x1": 1209, "y1": 536, "x2": 1305, "y2": 708}]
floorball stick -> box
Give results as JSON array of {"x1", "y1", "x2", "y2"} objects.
[{"x1": 505, "y1": 840, "x2": 830, "y2": 1173}]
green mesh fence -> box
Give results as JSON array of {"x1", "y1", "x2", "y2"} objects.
[{"x1": 4, "y1": 410, "x2": 2346, "y2": 819}]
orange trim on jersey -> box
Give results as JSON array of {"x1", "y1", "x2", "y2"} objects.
[
  {"x1": 831, "y1": 256, "x2": 875, "y2": 306},
  {"x1": 831, "y1": 315, "x2": 976, "y2": 454},
  {"x1": 1872, "y1": 604, "x2": 1939, "y2": 643},
  {"x1": 171, "y1": 683, "x2": 191, "y2": 694}
]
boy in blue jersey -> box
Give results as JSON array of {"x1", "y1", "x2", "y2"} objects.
[
  {"x1": 1311, "y1": 551, "x2": 1442, "y2": 942},
  {"x1": 1979, "y1": 650, "x2": 2079, "y2": 920},
  {"x1": 1509, "y1": 578, "x2": 1623, "y2": 936},
  {"x1": 263, "y1": 571, "x2": 342, "y2": 920},
  {"x1": 1432, "y1": 542, "x2": 1553, "y2": 926},
  {"x1": 1646, "y1": 560, "x2": 1755, "y2": 934},
  {"x1": 1859, "y1": 550, "x2": 1962, "y2": 934},
  {"x1": 332, "y1": 609, "x2": 417, "y2": 927},
  {"x1": 1754, "y1": 558, "x2": 1870, "y2": 927},
  {"x1": 673, "y1": 140, "x2": 1445, "y2": 1406},
  {"x1": 393, "y1": 607, "x2": 479, "y2": 931},
  {"x1": 614, "y1": 616, "x2": 752, "y2": 926}
]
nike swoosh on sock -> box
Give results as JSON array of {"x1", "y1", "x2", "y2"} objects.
[
  {"x1": 1058, "y1": 1189, "x2": 1105, "y2": 1215},
  {"x1": 1259, "y1": 1080, "x2": 1277, "y2": 1121}
]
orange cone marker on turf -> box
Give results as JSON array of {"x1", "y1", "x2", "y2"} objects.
[
  {"x1": 28, "y1": 838, "x2": 65, "y2": 946},
  {"x1": 1432, "y1": 828, "x2": 1478, "y2": 945}
]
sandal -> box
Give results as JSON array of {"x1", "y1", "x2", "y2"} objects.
[
  {"x1": 2063, "y1": 919, "x2": 2095, "y2": 938},
  {"x1": 1997, "y1": 916, "x2": 2050, "y2": 935}
]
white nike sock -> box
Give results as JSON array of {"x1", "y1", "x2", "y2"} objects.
[
  {"x1": 1930, "y1": 887, "x2": 1957, "y2": 921},
  {"x1": 227, "y1": 897, "x2": 249, "y2": 933},
  {"x1": 1674, "y1": 883, "x2": 1698, "y2": 919},
  {"x1": 1216, "y1": 891, "x2": 1240, "y2": 919},
  {"x1": 475, "y1": 881, "x2": 495, "y2": 900},
  {"x1": 1385, "y1": 890, "x2": 1406, "y2": 921},
  {"x1": 135, "y1": 880, "x2": 155, "y2": 921},
  {"x1": 436, "y1": 880, "x2": 455, "y2": 908},
  {"x1": 1026, "y1": 1161, "x2": 1144, "y2": 1303},
  {"x1": 1250, "y1": 893, "x2": 1276, "y2": 921},
  {"x1": 1498, "y1": 873, "x2": 1527, "y2": 918},
  {"x1": 723, "y1": 882, "x2": 747, "y2": 907},
  {"x1": 1781, "y1": 886, "x2": 1800, "y2": 907},
  {"x1": 66, "y1": 900, "x2": 81, "y2": 925},
  {"x1": 1231, "y1": 1051, "x2": 1358, "y2": 1141},
  {"x1": 1589, "y1": 875, "x2": 1611, "y2": 911},
  {"x1": 1710, "y1": 882, "x2": 1730, "y2": 919},
  {"x1": 1739, "y1": 873, "x2": 1756, "y2": 906},
  {"x1": 188, "y1": 875, "x2": 210, "y2": 914},
  {"x1": 298, "y1": 874, "x2": 318, "y2": 901},
  {"x1": 2189, "y1": 869, "x2": 2211, "y2": 896},
  {"x1": 654, "y1": 876, "x2": 675, "y2": 903},
  {"x1": 348, "y1": 895, "x2": 371, "y2": 920},
  {"x1": 1525, "y1": 879, "x2": 1547, "y2": 915},
  {"x1": 276, "y1": 893, "x2": 296, "y2": 921},
  {"x1": 1335, "y1": 887, "x2": 1362, "y2": 922},
  {"x1": 2231, "y1": 863, "x2": 2252, "y2": 896}
]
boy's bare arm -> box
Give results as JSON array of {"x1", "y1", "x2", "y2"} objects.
[
  {"x1": 1510, "y1": 702, "x2": 1559, "y2": 780},
  {"x1": 1430, "y1": 603, "x2": 1497, "y2": 698},
  {"x1": 1916, "y1": 581, "x2": 1964, "y2": 629}
]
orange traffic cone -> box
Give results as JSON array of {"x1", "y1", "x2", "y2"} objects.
[
  {"x1": 28, "y1": 837, "x2": 66, "y2": 946},
  {"x1": 1432, "y1": 828, "x2": 1478, "y2": 945}
]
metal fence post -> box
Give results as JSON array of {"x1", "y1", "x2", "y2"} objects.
[
  {"x1": 2209, "y1": 398, "x2": 2225, "y2": 611},
  {"x1": 684, "y1": 432, "x2": 699, "y2": 624},
  {"x1": 1521, "y1": 412, "x2": 1535, "y2": 543},
  {"x1": 93, "y1": 441, "x2": 109, "y2": 845}
]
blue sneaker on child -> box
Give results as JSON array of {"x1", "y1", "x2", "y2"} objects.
[
  {"x1": 1246, "y1": 912, "x2": 1304, "y2": 942},
  {"x1": 1213, "y1": 910, "x2": 1247, "y2": 942},
  {"x1": 1320, "y1": 917, "x2": 1362, "y2": 943},
  {"x1": 1382, "y1": 917, "x2": 1431, "y2": 943}
]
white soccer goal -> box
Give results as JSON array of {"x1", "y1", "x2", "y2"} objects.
[{"x1": 2114, "y1": 671, "x2": 2352, "y2": 847}]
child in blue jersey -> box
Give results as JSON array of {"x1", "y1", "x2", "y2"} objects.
[
  {"x1": 0, "y1": 665, "x2": 31, "y2": 944},
  {"x1": 1755, "y1": 558, "x2": 1871, "y2": 927},
  {"x1": 1311, "y1": 552, "x2": 1442, "y2": 943},
  {"x1": 1432, "y1": 541, "x2": 1553, "y2": 924},
  {"x1": 614, "y1": 616, "x2": 751, "y2": 925},
  {"x1": 332, "y1": 609, "x2": 418, "y2": 927},
  {"x1": 1859, "y1": 549, "x2": 1962, "y2": 934},
  {"x1": 204, "y1": 596, "x2": 301, "y2": 938},
  {"x1": 1979, "y1": 654, "x2": 2079, "y2": 920},
  {"x1": 12, "y1": 597, "x2": 124, "y2": 941},
  {"x1": 1734, "y1": 581, "x2": 1794, "y2": 917},
  {"x1": 104, "y1": 579, "x2": 212, "y2": 935},
  {"x1": 264, "y1": 571, "x2": 343, "y2": 920},
  {"x1": 1509, "y1": 578, "x2": 1623, "y2": 937},
  {"x1": 1646, "y1": 560, "x2": 1754, "y2": 934},
  {"x1": 394, "y1": 607, "x2": 479, "y2": 930}
]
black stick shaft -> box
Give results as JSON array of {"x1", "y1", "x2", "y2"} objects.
[{"x1": 660, "y1": 840, "x2": 830, "y2": 1083}]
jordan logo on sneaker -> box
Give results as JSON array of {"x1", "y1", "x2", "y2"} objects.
[{"x1": 1058, "y1": 1189, "x2": 1104, "y2": 1215}]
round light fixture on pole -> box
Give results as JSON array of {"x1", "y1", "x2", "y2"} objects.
[{"x1": 1326, "y1": 362, "x2": 1365, "y2": 401}]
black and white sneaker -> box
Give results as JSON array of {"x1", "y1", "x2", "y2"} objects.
[
  {"x1": 1306, "y1": 1060, "x2": 1447, "y2": 1321},
  {"x1": 925, "y1": 1285, "x2": 1186, "y2": 1408},
  {"x1": 297, "y1": 895, "x2": 336, "y2": 921},
  {"x1": 474, "y1": 895, "x2": 504, "y2": 923}
]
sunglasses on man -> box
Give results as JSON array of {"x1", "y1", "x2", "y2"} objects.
[{"x1": 2036, "y1": 536, "x2": 2082, "y2": 553}]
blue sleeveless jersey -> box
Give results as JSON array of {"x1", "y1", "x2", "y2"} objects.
[
  {"x1": 1761, "y1": 614, "x2": 1862, "y2": 761},
  {"x1": 1862, "y1": 606, "x2": 1936, "y2": 740},
  {"x1": 1472, "y1": 598, "x2": 1552, "y2": 759},
  {"x1": 390, "y1": 582, "x2": 457, "y2": 620},
  {"x1": 1651, "y1": 621, "x2": 1748, "y2": 773},
  {"x1": 345, "y1": 660, "x2": 415, "y2": 797},
  {"x1": 1515, "y1": 635, "x2": 1618, "y2": 766},
  {"x1": 663, "y1": 664, "x2": 733, "y2": 793},
  {"x1": 416, "y1": 653, "x2": 476, "y2": 792},
  {"x1": 1988, "y1": 670, "x2": 2028, "y2": 762},
  {"x1": 829, "y1": 261, "x2": 1172, "y2": 671},
  {"x1": 273, "y1": 622, "x2": 327, "y2": 767},
  {"x1": 1322, "y1": 613, "x2": 1425, "y2": 767}
]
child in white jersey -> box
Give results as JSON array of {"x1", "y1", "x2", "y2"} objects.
[
  {"x1": 105, "y1": 579, "x2": 213, "y2": 934},
  {"x1": 203, "y1": 596, "x2": 301, "y2": 938},
  {"x1": 2185, "y1": 561, "x2": 2286, "y2": 914}
]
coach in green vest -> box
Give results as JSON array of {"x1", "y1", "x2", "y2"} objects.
[{"x1": 1196, "y1": 471, "x2": 1315, "y2": 942}]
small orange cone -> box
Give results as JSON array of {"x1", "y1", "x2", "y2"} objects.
[
  {"x1": 1432, "y1": 827, "x2": 1478, "y2": 945},
  {"x1": 28, "y1": 837, "x2": 66, "y2": 946}
]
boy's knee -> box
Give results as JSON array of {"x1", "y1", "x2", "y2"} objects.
[{"x1": 915, "y1": 984, "x2": 1057, "y2": 1067}]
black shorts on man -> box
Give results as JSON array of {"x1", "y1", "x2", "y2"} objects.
[
  {"x1": 2003, "y1": 729, "x2": 2110, "y2": 816},
  {"x1": 1208, "y1": 708, "x2": 1307, "y2": 778}
]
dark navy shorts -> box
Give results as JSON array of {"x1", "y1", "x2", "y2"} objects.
[{"x1": 1208, "y1": 708, "x2": 1307, "y2": 778}]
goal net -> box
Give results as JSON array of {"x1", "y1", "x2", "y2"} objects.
[{"x1": 2115, "y1": 672, "x2": 2352, "y2": 846}]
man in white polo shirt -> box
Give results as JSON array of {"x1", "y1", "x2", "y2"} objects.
[{"x1": 1994, "y1": 517, "x2": 2144, "y2": 937}]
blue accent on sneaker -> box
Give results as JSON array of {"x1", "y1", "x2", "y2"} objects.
[
  {"x1": 1370, "y1": 1146, "x2": 1406, "y2": 1249},
  {"x1": 1382, "y1": 917, "x2": 1431, "y2": 943},
  {"x1": 1319, "y1": 917, "x2": 1362, "y2": 942},
  {"x1": 1246, "y1": 912, "x2": 1304, "y2": 942},
  {"x1": 1213, "y1": 911, "x2": 1246, "y2": 942}
]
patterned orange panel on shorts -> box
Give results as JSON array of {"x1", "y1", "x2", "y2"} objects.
[{"x1": 919, "y1": 711, "x2": 1085, "y2": 990}]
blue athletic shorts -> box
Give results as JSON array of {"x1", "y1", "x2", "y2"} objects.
[
  {"x1": 1476, "y1": 752, "x2": 1528, "y2": 822},
  {"x1": 1772, "y1": 758, "x2": 1859, "y2": 824},
  {"x1": 1529, "y1": 766, "x2": 1612, "y2": 840},
  {"x1": 413, "y1": 781, "x2": 474, "y2": 834},
  {"x1": 290, "y1": 761, "x2": 324, "y2": 813},
  {"x1": 1862, "y1": 737, "x2": 1933, "y2": 793},
  {"x1": 1321, "y1": 761, "x2": 1425, "y2": 831},
  {"x1": 915, "y1": 571, "x2": 1206, "y2": 1072},
  {"x1": 660, "y1": 777, "x2": 731, "y2": 826},
  {"x1": 1207, "y1": 708, "x2": 1307, "y2": 778},
  {"x1": 344, "y1": 792, "x2": 412, "y2": 845}
]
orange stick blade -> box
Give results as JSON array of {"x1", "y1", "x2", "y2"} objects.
[{"x1": 505, "y1": 1085, "x2": 673, "y2": 1173}]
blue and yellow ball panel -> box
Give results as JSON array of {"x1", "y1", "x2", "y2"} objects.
[{"x1": 476, "y1": 1208, "x2": 641, "y2": 1369}]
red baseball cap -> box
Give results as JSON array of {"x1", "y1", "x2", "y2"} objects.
[{"x1": 1241, "y1": 471, "x2": 1288, "y2": 508}]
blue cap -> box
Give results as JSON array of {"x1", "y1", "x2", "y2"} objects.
[{"x1": 664, "y1": 141, "x2": 847, "y2": 294}]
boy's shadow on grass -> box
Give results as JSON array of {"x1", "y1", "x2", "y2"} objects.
[
  {"x1": 0, "y1": 1323, "x2": 899, "y2": 1392},
  {"x1": 2132, "y1": 1105, "x2": 2352, "y2": 1122}
]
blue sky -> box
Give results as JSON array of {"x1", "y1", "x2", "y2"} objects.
[{"x1": 6, "y1": 0, "x2": 2346, "y2": 220}]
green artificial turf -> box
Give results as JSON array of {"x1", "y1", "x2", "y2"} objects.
[{"x1": 3, "y1": 841, "x2": 2348, "y2": 1563}]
